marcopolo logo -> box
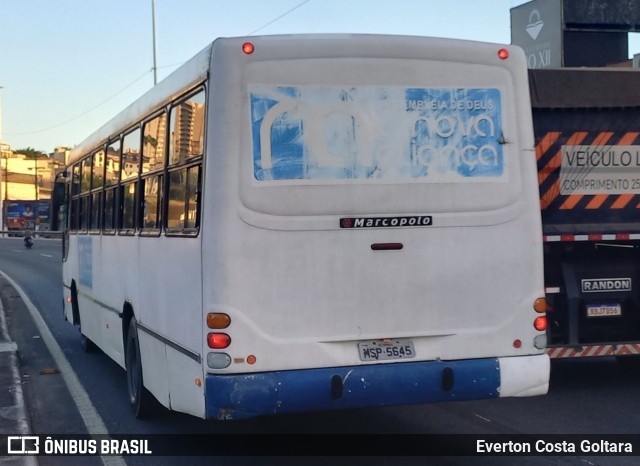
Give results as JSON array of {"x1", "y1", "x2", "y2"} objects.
[
  {"x1": 340, "y1": 216, "x2": 433, "y2": 229},
  {"x1": 581, "y1": 278, "x2": 632, "y2": 293}
]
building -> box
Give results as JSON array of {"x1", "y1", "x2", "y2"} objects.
[
  {"x1": 511, "y1": 0, "x2": 640, "y2": 69},
  {"x1": 1, "y1": 147, "x2": 65, "y2": 230}
]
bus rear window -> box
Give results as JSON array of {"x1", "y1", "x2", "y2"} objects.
[{"x1": 250, "y1": 85, "x2": 505, "y2": 184}]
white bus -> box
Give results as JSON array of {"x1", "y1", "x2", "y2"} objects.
[{"x1": 60, "y1": 34, "x2": 549, "y2": 420}]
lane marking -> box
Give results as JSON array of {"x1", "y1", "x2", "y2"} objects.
[
  {"x1": 0, "y1": 269, "x2": 126, "y2": 466},
  {"x1": 473, "y1": 413, "x2": 492, "y2": 423},
  {"x1": 39, "y1": 254, "x2": 53, "y2": 258}
]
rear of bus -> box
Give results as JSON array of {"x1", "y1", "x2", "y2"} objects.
[{"x1": 203, "y1": 35, "x2": 549, "y2": 419}]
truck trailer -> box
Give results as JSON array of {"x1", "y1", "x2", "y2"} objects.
[{"x1": 530, "y1": 68, "x2": 640, "y2": 359}]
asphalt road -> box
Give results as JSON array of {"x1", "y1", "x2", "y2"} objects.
[{"x1": 0, "y1": 237, "x2": 639, "y2": 466}]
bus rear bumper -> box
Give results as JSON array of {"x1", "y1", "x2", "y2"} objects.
[{"x1": 204, "y1": 354, "x2": 548, "y2": 420}]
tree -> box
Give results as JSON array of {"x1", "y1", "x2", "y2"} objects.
[{"x1": 15, "y1": 147, "x2": 48, "y2": 158}]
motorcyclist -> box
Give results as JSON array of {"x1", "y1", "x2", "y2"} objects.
[{"x1": 23, "y1": 228, "x2": 33, "y2": 249}]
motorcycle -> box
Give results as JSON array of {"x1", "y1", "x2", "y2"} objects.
[{"x1": 24, "y1": 237, "x2": 33, "y2": 249}]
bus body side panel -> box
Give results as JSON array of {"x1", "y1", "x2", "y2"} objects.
[
  {"x1": 64, "y1": 235, "x2": 130, "y2": 368},
  {"x1": 64, "y1": 234, "x2": 206, "y2": 417},
  {"x1": 137, "y1": 236, "x2": 205, "y2": 417}
]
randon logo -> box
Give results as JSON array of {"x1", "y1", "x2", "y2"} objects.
[{"x1": 581, "y1": 278, "x2": 632, "y2": 293}]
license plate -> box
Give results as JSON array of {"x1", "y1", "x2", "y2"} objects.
[
  {"x1": 358, "y1": 339, "x2": 416, "y2": 361},
  {"x1": 586, "y1": 303, "x2": 622, "y2": 317}
]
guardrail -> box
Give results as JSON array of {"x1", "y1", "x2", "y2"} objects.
[{"x1": 0, "y1": 231, "x2": 63, "y2": 239}]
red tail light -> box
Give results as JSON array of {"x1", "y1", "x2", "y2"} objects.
[
  {"x1": 207, "y1": 333, "x2": 231, "y2": 349},
  {"x1": 534, "y1": 316, "x2": 547, "y2": 332}
]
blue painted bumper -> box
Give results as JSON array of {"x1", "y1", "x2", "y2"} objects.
[{"x1": 205, "y1": 358, "x2": 500, "y2": 420}]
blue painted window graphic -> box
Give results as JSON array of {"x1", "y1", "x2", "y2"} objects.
[
  {"x1": 78, "y1": 236, "x2": 93, "y2": 288},
  {"x1": 250, "y1": 86, "x2": 504, "y2": 183}
]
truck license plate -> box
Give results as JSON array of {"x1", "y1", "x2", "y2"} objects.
[
  {"x1": 586, "y1": 303, "x2": 622, "y2": 317},
  {"x1": 358, "y1": 339, "x2": 415, "y2": 361}
]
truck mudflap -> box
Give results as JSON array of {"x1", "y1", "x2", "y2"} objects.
[{"x1": 205, "y1": 355, "x2": 548, "y2": 420}]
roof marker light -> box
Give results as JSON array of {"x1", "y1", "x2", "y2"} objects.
[
  {"x1": 498, "y1": 48, "x2": 509, "y2": 60},
  {"x1": 242, "y1": 42, "x2": 255, "y2": 55}
]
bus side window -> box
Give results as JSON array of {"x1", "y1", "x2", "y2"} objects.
[
  {"x1": 186, "y1": 165, "x2": 201, "y2": 229},
  {"x1": 70, "y1": 163, "x2": 81, "y2": 231},
  {"x1": 91, "y1": 191, "x2": 102, "y2": 231},
  {"x1": 103, "y1": 188, "x2": 116, "y2": 232},
  {"x1": 141, "y1": 174, "x2": 163, "y2": 234},
  {"x1": 89, "y1": 150, "x2": 105, "y2": 232},
  {"x1": 117, "y1": 128, "x2": 141, "y2": 236},
  {"x1": 103, "y1": 139, "x2": 120, "y2": 234},
  {"x1": 166, "y1": 165, "x2": 201, "y2": 234},
  {"x1": 78, "y1": 157, "x2": 91, "y2": 232},
  {"x1": 168, "y1": 89, "x2": 205, "y2": 166},
  {"x1": 79, "y1": 195, "x2": 89, "y2": 231},
  {"x1": 165, "y1": 88, "x2": 205, "y2": 236},
  {"x1": 142, "y1": 113, "x2": 167, "y2": 174},
  {"x1": 119, "y1": 182, "x2": 137, "y2": 234},
  {"x1": 70, "y1": 198, "x2": 78, "y2": 231}
]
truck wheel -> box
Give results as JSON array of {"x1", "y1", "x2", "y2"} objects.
[{"x1": 125, "y1": 317, "x2": 155, "y2": 418}]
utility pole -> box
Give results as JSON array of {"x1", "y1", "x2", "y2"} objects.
[{"x1": 0, "y1": 85, "x2": 4, "y2": 233}]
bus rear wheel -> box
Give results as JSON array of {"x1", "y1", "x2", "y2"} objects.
[
  {"x1": 80, "y1": 332, "x2": 96, "y2": 353},
  {"x1": 125, "y1": 317, "x2": 155, "y2": 418},
  {"x1": 72, "y1": 285, "x2": 96, "y2": 353}
]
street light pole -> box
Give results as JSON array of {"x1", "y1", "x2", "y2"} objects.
[{"x1": 151, "y1": 0, "x2": 158, "y2": 86}]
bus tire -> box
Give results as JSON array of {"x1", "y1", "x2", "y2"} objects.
[
  {"x1": 125, "y1": 317, "x2": 154, "y2": 418},
  {"x1": 72, "y1": 285, "x2": 96, "y2": 353},
  {"x1": 80, "y1": 332, "x2": 97, "y2": 353}
]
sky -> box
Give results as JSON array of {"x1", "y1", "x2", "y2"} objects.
[{"x1": 0, "y1": 0, "x2": 638, "y2": 154}]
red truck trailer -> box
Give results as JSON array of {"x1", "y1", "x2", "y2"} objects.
[{"x1": 530, "y1": 68, "x2": 640, "y2": 360}]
